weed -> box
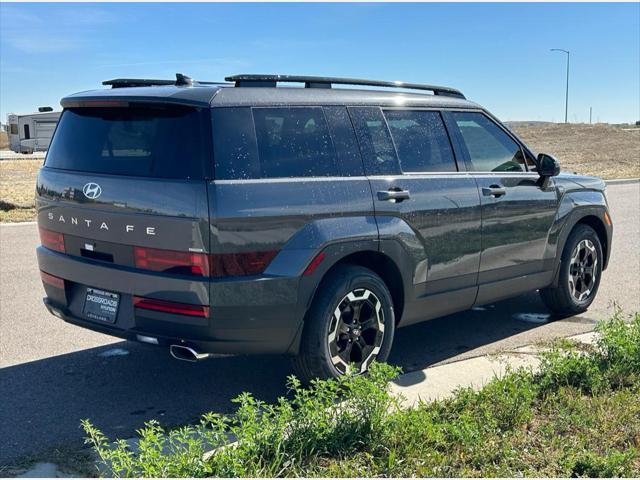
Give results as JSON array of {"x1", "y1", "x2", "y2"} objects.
[{"x1": 83, "y1": 314, "x2": 640, "y2": 477}]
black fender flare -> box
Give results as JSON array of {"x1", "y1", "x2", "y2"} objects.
[{"x1": 550, "y1": 203, "x2": 611, "y2": 287}]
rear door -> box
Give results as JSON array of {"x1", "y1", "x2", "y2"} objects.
[
  {"x1": 349, "y1": 107, "x2": 482, "y2": 325},
  {"x1": 38, "y1": 104, "x2": 212, "y2": 270},
  {"x1": 445, "y1": 111, "x2": 559, "y2": 304}
]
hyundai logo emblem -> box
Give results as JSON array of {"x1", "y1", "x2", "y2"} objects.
[{"x1": 82, "y1": 182, "x2": 102, "y2": 200}]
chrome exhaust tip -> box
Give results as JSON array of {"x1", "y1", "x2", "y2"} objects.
[{"x1": 169, "y1": 344, "x2": 210, "y2": 362}]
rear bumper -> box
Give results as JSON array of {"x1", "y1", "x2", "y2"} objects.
[{"x1": 37, "y1": 246, "x2": 303, "y2": 354}]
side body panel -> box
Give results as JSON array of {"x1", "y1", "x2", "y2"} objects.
[
  {"x1": 471, "y1": 173, "x2": 560, "y2": 304},
  {"x1": 207, "y1": 177, "x2": 377, "y2": 351}
]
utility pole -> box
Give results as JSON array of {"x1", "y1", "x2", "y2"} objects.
[
  {"x1": 551, "y1": 49, "x2": 570, "y2": 123},
  {"x1": 589, "y1": 107, "x2": 592, "y2": 124}
]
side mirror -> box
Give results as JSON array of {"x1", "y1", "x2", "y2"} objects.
[{"x1": 537, "y1": 153, "x2": 560, "y2": 177}]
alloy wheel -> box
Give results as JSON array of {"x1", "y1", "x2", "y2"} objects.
[
  {"x1": 568, "y1": 239, "x2": 598, "y2": 303},
  {"x1": 327, "y1": 288, "x2": 385, "y2": 375}
]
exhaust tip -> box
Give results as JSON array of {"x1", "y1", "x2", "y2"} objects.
[{"x1": 170, "y1": 344, "x2": 210, "y2": 362}]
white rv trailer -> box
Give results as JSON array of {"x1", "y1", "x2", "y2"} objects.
[{"x1": 6, "y1": 109, "x2": 61, "y2": 154}]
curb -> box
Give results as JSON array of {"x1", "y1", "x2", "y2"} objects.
[
  {"x1": 606, "y1": 178, "x2": 640, "y2": 185},
  {"x1": 390, "y1": 331, "x2": 597, "y2": 407}
]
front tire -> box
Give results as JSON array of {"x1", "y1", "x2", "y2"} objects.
[
  {"x1": 540, "y1": 224, "x2": 603, "y2": 316},
  {"x1": 293, "y1": 265, "x2": 395, "y2": 383}
]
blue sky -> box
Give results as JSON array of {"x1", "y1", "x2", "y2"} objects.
[{"x1": 1, "y1": 3, "x2": 638, "y2": 123}]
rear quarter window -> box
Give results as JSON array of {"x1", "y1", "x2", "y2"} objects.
[
  {"x1": 45, "y1": 106, "x2": 210, "y2": 179},
  {"x1": 212, "y1": 106, "x2": 361, "y2": 179}
]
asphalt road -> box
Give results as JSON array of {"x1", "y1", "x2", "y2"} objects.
[{"x1": 1, "y1": 183, "x2": 638, "y2": 466}]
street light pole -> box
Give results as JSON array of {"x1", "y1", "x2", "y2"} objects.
[{"x1": 551, "y1": 48, "x2": 570, "y2": 123}]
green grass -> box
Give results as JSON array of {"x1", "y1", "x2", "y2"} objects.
[{"x1": 83, "y1": 313, "x2": 640, "y2": 477}]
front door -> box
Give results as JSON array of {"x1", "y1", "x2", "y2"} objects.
[
  {"x1": 349, "y1": 107, "x2": 482, "y2": 325},
  {"x1": 445, "y1": 111, "x2": 559, "y2": 304}
]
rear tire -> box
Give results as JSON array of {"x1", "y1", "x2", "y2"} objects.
[
  {"x1": 293, "y1": 265, "x2": 395, "y2": 383},
  {"x1": 540, "y1": 224, "x2": 603, "y2": 316}
]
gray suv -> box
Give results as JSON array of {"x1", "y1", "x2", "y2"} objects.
[{"x1": 36, "y1": 74, "x2": 612, "y2": 381}]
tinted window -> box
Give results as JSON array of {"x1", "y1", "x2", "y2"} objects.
[
  {"x1": 253, "y1": 107, "x2": 337, "y2": 178},
  {"x1": 383, "y1": 110, "x2": 456, "y2": 172},
  {"x1": 213, "y1": 107, "x2": 341, "y2": 179},
  {"x1": 212, "y1": 107, "x2": 260, "y2": 180},
  {"x1": 323, "y1": 106, "x2": 364, "y2": 176},
  {"x1": 24, "y1": 124, "x2": 30, "y2": 139},
  {"x1": 46, "y1": 107, "x2": 209, "y2": 179},
  {"x1": 348, "y1": 107, "x2": 399, "y2": 175},
  {"x1": 451, "y1": 112, "x2": 526, "y2": 172},
  {"x1": 9, "y1": 124, "x2": 18, "y2": 135}
]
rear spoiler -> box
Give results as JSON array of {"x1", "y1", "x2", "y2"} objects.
[
  {"x1": 60, "y1": 96, "x2": 213, "y2": 109},
  {"x1": 102, "y1": 73, "x2": 194, "y2": 88}
]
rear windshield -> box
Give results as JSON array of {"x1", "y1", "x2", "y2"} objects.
[{"x1": 45, "y1": 106, "x2": 210, "y2": 179}]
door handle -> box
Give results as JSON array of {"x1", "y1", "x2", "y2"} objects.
[
  {"x1": 482, "y1": 185, "x2": 507, "y2": 198},
  {"x1": 377, "y1": 189, "x2": 410, "y2": 202}
]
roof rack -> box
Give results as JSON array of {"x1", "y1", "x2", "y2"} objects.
[
  {"x1": 102, "y1": 73, "x2": 229, "y2": 89},
  {"x1": 224, "y1": 74, "x2": 465, "y2": 99}
]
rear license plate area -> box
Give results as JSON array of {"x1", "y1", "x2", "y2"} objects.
[{"x1": 83, "y1": 287, "x2": 120, "y2": 324}]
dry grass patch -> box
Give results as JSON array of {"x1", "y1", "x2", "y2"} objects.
[
  {"x1": 509, "y1": 122, "x2": 640, "y2": 179},
  {"x1": 0, "y1": 159, "x2": 42, "y2": 223},
  {"x1": 0, "y1": 131, "x2": 9, "y2": 150}
]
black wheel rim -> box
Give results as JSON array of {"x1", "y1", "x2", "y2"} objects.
[
  {"x1": 569, "y1": 239, "x2": 598, "y2": 303},
  {"x1": 327, "y1": 288, "x2": 385, "y2": 375}
]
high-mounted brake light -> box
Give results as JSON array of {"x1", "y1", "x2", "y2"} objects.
[
  {"x1": 39, "y1": 227, "x2": 65, "y2": 253},
  {"x1": 133, "y1": 296, "x2": 209, "y2": 318},
  {"x1": 40, "y1": 270, "x2": 65, "y2": 289},
  {"x1": 65, "y1": 100, "x2": 130, "y2": 108},
  {"x1": 134, "y1": 246, "x2": 209, "y2": 277}
]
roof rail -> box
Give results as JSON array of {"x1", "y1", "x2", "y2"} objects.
[
  {"x1": 224, "y1": 74, "x2": 465, "y2": 99},
  {"x1": 102, "y1": 73, "x2": 230, "y2": 89}
]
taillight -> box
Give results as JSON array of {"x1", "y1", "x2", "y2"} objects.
[
  {"x1": 133, "y1": 246, "x2": 278, "y2": 278},
  {"x1": 39, "y1": 227, "x2": 65, "y2": 253},
  {"x1": 40, "y1": 270, "x2": 65, "y2": 289},
  {"x1": 134, "y1": 247, "x2": 209, "y2": 277},
  {"x1": 133, "y1": 296, "x2": 209, "y2": 317},
  {"x1": 210, "y1": 251, "x2": 278, "y2": 277}
]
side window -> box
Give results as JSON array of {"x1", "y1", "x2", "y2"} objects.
[
  {"x1": 252, "y1": 107, "x2": 337, "y2": 178},
  {"x1": 212, "y1": 107, "x2": 340, "y2": 179},
  {"x1": 323, "y1": 106, "x2": 364, "y2": 176},
  {"x1": 524, "y1": 150, "x2": 537, "y2": 171},
  {"x1": 451, "y1": 112, "x2": 526, "y2": 173},
  {"x1": 24, "y1": 124, "x2": 30, "y2": 139},
  {"x1": 383, "y1": 110, "x2": 456, "y2": 172},
  {"x1": 348, "y1": 107, "x2": 399, "y2": 175},
  {"x1": 212, "y1": 107, "x2": 260, "y2": 180}
]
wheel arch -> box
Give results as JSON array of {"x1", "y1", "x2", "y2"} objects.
[
  {"x1": 287, "y1": 245, "x2": 409, "y2": 355},
  {"x1": 575, "y1": 214, "x2": 609, "y2": 269},
  {"x1": 551, "y1": 206, "x2": 612, "y2": 287}
]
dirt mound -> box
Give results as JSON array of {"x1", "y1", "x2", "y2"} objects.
[{"x1": 508, "y1": 123, "x2": 640, "y2": 179}]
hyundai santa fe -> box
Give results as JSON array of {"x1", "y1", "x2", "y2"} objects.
[{"x1": 36, "y1": 73, "x2": 612, "y2": 381}]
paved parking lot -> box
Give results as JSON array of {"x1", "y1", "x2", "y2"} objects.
[{"x1": 0, "y1": 182, "x2": 638, "y2": 466}]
